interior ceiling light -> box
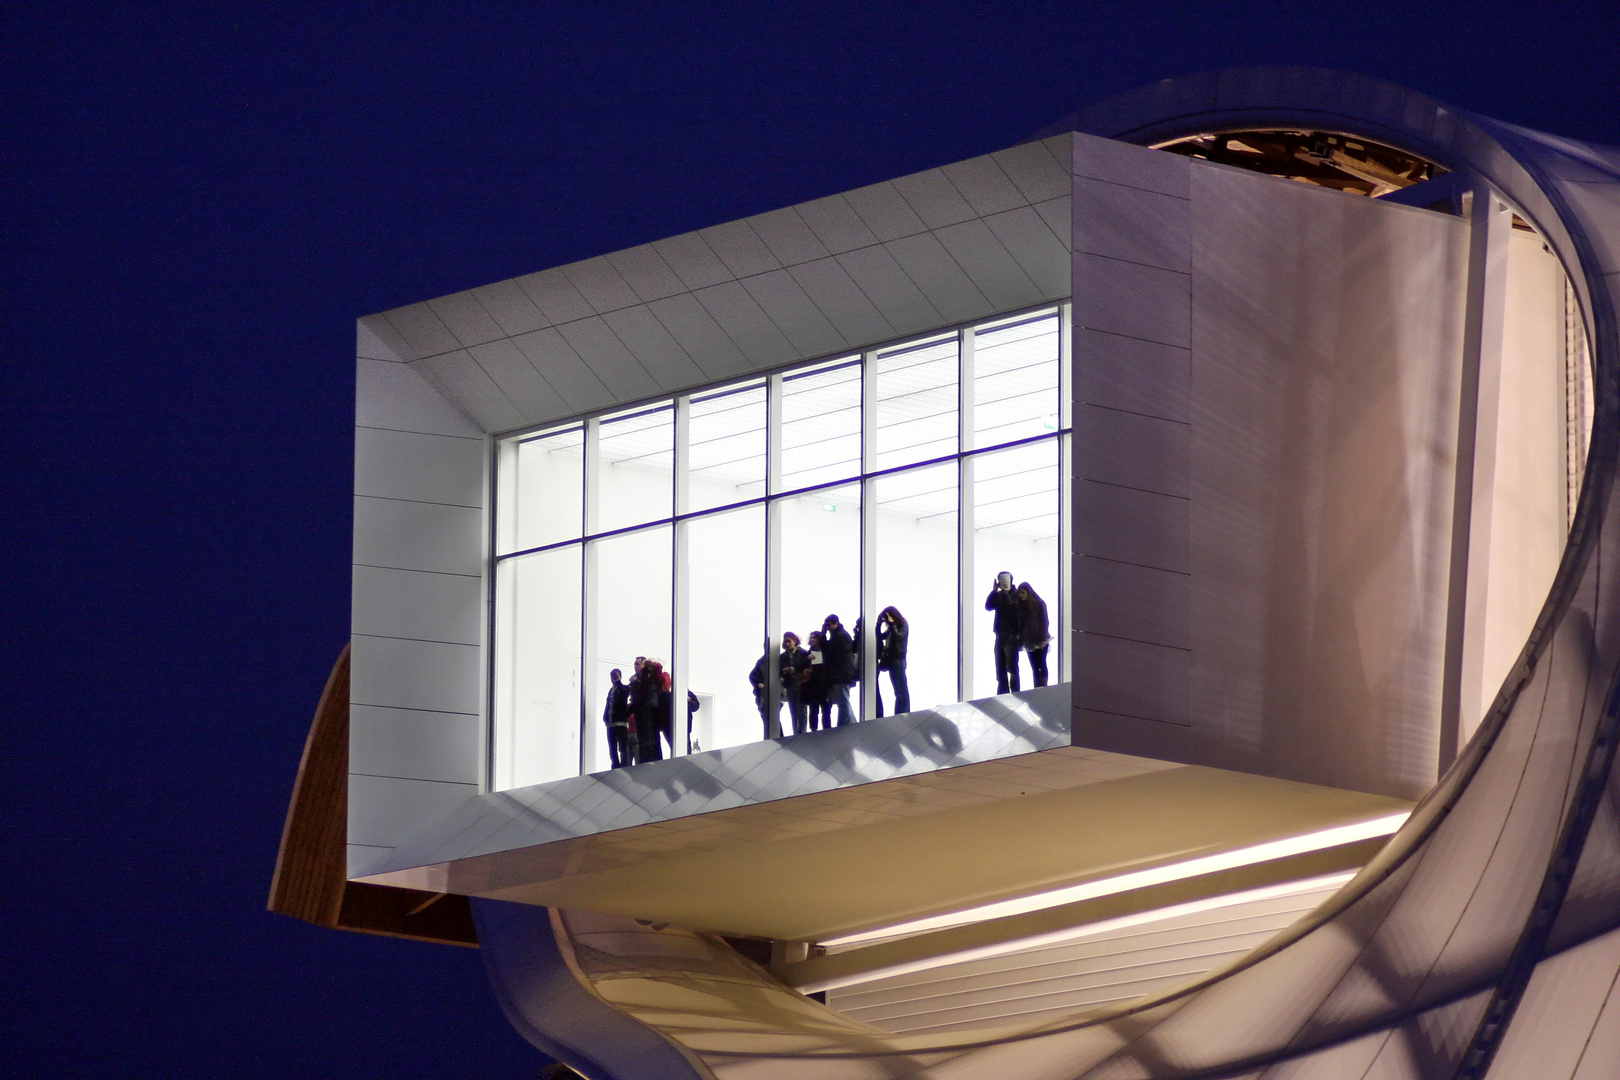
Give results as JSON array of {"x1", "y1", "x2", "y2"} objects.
[{"x1": 818, "y1": 811, "x2": 1411, "y2": 949}]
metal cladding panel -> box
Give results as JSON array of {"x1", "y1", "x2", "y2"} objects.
[{"x1": 1071, "y1": 139, "x2": 1469, "y2": 804}]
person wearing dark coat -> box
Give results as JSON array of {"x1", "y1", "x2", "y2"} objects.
[
  {"x1": 798, "y1": 631, "x2": 830, "y2": 731},
  {"x1": 630, "y1": 659, "x2": 666, "y2": 763},
  {"x1": 1018, "y1": 582, "x2": 1052, "y2": 688},
  {"x1": 749, "y1": 646, "x2": 782, "y2": 739},
  {"x1": 876, "y1": 606, "x2": 910, "y2": 716},
  {"x1": 821, "y1": 614, "x2": 856, "y2": 726},
  {"x1": 985, "y1": 571, "x2": 1025, "y2": 694},
  {"x1": 778, "y1": 632, "x2": 810, "y2": 736},
  {"x1": 601, "y1": 667, "x2": 632, "y2": 768}
]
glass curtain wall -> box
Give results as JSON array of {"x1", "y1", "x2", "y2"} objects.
[{"x1": 493, "y1": 304, "x2": 1071, "y2": 791}]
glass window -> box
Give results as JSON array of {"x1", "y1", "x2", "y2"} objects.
[
  {"x1": 588, "y1": 525, "x2": 672, "y2": 771},
  {"x1": 595, "y1": 405, "x2": 674, "y2": 534},
  {"x1": 778, "y1": 483, "x2": 861, "y2": 699},
  {"x1": 971, "y1": 441, "x2": 1060, "y2": 698},
  {"x1": 494, "y1": 545, "x2": 582, "y2": 789},
  {"x1": 491, "y1": 305, "x2": 1071, "y2": 789},
  {"x1": 780, "y1": 360, "x2": 861, "y2": 491},
  {"x1": 972, "y1": 311, "x2": 1061, "y2": 450},
  {"x1": 871, "y1": 463, "x2": 959, "y2": 715},
  {"x1": 873, "y1": 334, "x2": 958, "y2": 471},
  {"x1": 506, "y1": 426, "x2": 583, "y2": 554},
  {"x1": 688, "y1": 383, "x2": 766, "y2": 513},
  {"x1": 684, "y1": 505, "x2": 765, "y2": 752}
]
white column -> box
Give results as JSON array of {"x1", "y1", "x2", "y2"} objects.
[
  {"x1": 860, "y1": 350, "x2": 879, "y2": 721},
  {"x1": 764, "y1": 374, "x2": 784, "y2": 729},
  {"x1": 1058, "y1": 301, "x2": 1074, "y2": 684},
  {"x1": 958, "y1": 327, "x2": 976, "y2": 702},
  {"x1": 672, "y1": 397, "x2": 691, "y2": 752},
  {"x1": 579, "y1": 417, "x2": 602, "y2": 774}
]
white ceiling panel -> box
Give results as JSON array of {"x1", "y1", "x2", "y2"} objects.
[
  {"x1": 693, "y1": 279, "x2": 799, "y2": 368},
  {"x1": 467, "y1": 338, "x2": 568, "y2": 421},
  {"x1": 891, "y1": 168, "x2": 979, "y2": 231},
  {"x1": 741, "y1": 268, "x2": 848, "y2": 356},
  {"x1": 381, "y1": 301, "x2": 461, "y2": 360},
  {"x1": 843, "y1": 180, "x2": 930, "y2": 242},
  {"x1": 787, "y1": 259, "x2": 896, "y2": 348},
  {"x1": 426, "y1": 290, "x2": 505, "y2": 349},
  {"x1": 513, "y1": 267, "x2": 597, "y2": 326},
  {"x1": 651, "y1": 231, "x2": 735, "y2": 291},
  {"x1": 411, "y1": 350, "x2": 525, "y2": 431},
  {"x1": 604, "y1": 245, "x2": 688, "y2": 304},
  {"x1": 942, "y1": 155, "x2": 1028, "y2": 218},
  {"x1": 992, "y1": 137, "x2": 1073, "y2": 204},
  {"x1": 746, "y1": 206, "x2": 833, "y2": 267},
  {"x1": 600, "y1": 306, "x2": 706, "y2": 390},
  {"x1": 699, "y1": 218, "x2": 783, "y2": 279},
  {"x1": 983, "y1": 204, "x2": 1072, "y2": 300},
  {"x1": 795, "y1": 193, "x2": 880, "y2": 255},
  {"x1": 357, "y1": 316, "x2": 409, "y2": 363},
  {"x1": 471, "y1": 278, "x2": 550, "y2": 337},
  {"x1": 835, "y1": 245, "x2": 945, "y2": 337},
  {"x1": 554, "y1": 317, "x2": 660, "y2": 401},
  {"x1": 884, "y1": 232, "x2": 993, "y2": 324},
  {"x1": 512, "y1": 326, "x2": 612, "y2": 414},
  {"x1": 934, "y1": 218, "x2": 1043, "y2": 312},
  {"x1": 559, "y1": 256, "x2": 642, "y2": 314},
  {"x1": 645, "y1": 293, "x2": 753, "y2": 381}
]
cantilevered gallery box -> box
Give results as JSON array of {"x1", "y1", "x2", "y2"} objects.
[{"x1": 273, "y1": 67, "x2": 1620, "y2": 1080}]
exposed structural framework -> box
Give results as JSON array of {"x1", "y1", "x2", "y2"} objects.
[{"x1": 272, "y1": 68, "x2": 1620, "y2": 1079}]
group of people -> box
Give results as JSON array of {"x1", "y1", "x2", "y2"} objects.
[
  {"x1": 748, "y1": 608, "x2": 912, "y2": 739},
  {"x1": 599, "y1": 656, "x2": 698, "y2": 769},
  {"x1": 985, "y1": 572, "x2": 1051, "y2": 693},
  {"x1": 602, "y1": 574, "x2": 1049, "y2": 769}
]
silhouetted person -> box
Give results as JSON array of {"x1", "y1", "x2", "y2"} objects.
[
  {"x1": 985, "y1": 571, "x2": 1024, "y2": 693},
  {"x1": 602, "y1": 668, "x2": 631, "y2": 768},
  {"x1": 749, "y1": 644, "x2": 782, "y2": 739},
  {"x1": 799, "y1": 630, "x2": 830, "y2": 731},
  {"x1": 631, "y1": 659, "x2": 665, "y2": 763},
  {"x1": 1018, "y1": 582, "x2": 1051, "y2": 688},
  {"x1": 779, "y1": 631, "x2": 810, "y2": 735},
  {"x1": 876, "y1": 606, "x2": 910, "y2": 715},
  {"x1": 821, "y1": 614, "x2": 856, "y2": 725}
]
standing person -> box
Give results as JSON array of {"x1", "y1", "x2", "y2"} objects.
[
  {"x1": 821, "y1": 614, "x2": 856, "y2": 726},
  {"x1": 1018, "y1": 583, "x2": 1052, "y2": 688},
  {"x1": 779, "y1": 632, "x2": 810, "y2": 736},
  {"x1": 749, "y1": 643, "x2": 782, "y2": 739},
  {"x1": 799, "y1": 631, "x2": 829, "y2": 731},
  {"x1": 630, "y1": 659, "x2": 665, "y2": 763},
  {"x1": 655, "y1": 660, "x2": 678, "y2": 759},
  {"x1": 985, "y1": 571, "x2": 1025, "y2": 694},
  {"x1": 601, "y1": 668, "x2": 631, "y2": 768},
  {"x1": 877, "y1": 606, "x2": 910, "y2": 716}
]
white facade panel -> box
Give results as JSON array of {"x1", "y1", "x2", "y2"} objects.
[
  {"x1": 349, "y1": 634, "x2": 481, "y2": 715},
  {"x1": 558, "y1": 255, "x2": 642, "y2": 315},
  {"x1": 353, "y1": 425, "x2": 483, "y2": 507},
  {"x1": 347, "y1": 774, "x2": 477, "y2": 853},
  {"x1": 349, "y1": 704, "x2": 480, "y2": 785},
  {"x1": 512, "y1": 266, "x2": 596, "y2": 326},
  {"x1": 355, "y1": 356, "x2": 484, "y2": 438},
  {"x1": 352, "y1": 495, "x2": 484, "y2": 577},
  {"x1": 350, "y1": 565, "x2": 482, "y2": 646},
  {"x1": 511, "y1": 326, "x2": 612, "y2": 412},
  {"x1": 469, "y1": 278, "x2": 550, "y2": 337},
  {"x1": 793, "y1": 193, "x2": 881, "y2": 254}
]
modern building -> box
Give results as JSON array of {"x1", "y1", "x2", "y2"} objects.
[{"x1": 272, "y1": 68, "x2": 1620, "y2": 1078}]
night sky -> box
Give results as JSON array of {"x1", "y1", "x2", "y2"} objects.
[{"x1": 5, "y1": 3, "x2": 1618, "y2": 1076}]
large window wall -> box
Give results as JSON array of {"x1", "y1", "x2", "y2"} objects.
[{"x1": 493, "y1": 305, "x2": 1072, "y2": 791}]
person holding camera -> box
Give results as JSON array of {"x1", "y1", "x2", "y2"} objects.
[{"x1": 985, "y1": 571, "x2": 1025, "y2": 694}]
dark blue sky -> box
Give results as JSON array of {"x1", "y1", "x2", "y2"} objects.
[{"x1": 4, "y1": 3, "x2": 1617, "y2": 1076}]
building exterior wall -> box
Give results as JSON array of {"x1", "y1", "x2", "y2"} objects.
[{"x1": 1072, "y1": 141, "x2": 1471, "y2": 801}]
